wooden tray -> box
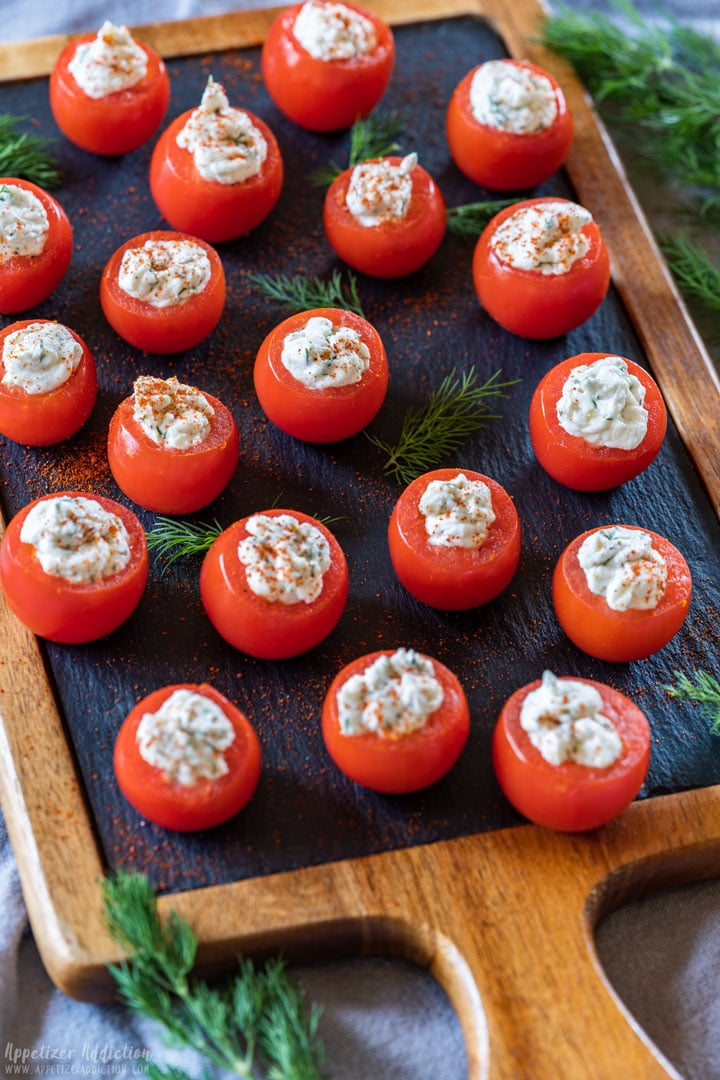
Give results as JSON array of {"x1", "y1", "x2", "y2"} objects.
[{"x1": 2, "y1": 2, "x2": 720, "y2": 1077}]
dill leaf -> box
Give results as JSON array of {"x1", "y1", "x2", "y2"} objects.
[
  {"x1": 247, "y1": 269, "x2": 365, "y2": 316},
  {"x1": 0, "y1": 114, "x2": 61, "y2": 188},
  {"x1": 146, "y1": 516, "x2": 223, "y2": 572},
  {"x1": 311, "y1": 112, "x2": 405, "y2": 185},
  {"x1": 661, "y1": 669, "x2": 720, "y2": 735},
  {"x1": 445, "y1": 198, "x2": 518, "y2": 238},
  {"x1": 658, "y1": 234, "x2": 720, "y2": 313}
]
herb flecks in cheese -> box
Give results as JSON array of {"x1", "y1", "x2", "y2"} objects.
[
  {"x1": 136, "y1": 688, "x2": 235, "y2": 787},
  {"x1": 578, "y1": 526, "x2": 667, "y2": 611},
  {"x1": 556, "y1": 356, "x2": 649, "y2": 450},
  {"x1": 1, "y1": 322, "x2": 82, "y2": 395},
  {"x1": 490, "y1": 200, "x2": 592, "y2": 275},
  {"x1": 470, "y1": 60, "x2": 558, "y2": 134},
  {"x1": 520, "y1": 670, "x2": 623, "y2": 768},
  {"x1": 346, "y1": 153, "x2": 417, "y2": 227},
  {"x1": 280, "y1": 316, "x2": 370, "y2": 389},
  {"x1": 237, "y1": 513, "x2": 331, "y2": 605},
  {"x1": 337, "y1": 648, "x2": 444, "y2": 738},
  {"x1": 118, "y1": 238, "x2": 211, "y2": 308},
  {"x1": 132, "y1": 375, "x2": 214, "y2": 449},
  {"x1": 0, "y1": 184, "x2": 49, "y2": 264},
  {"x1": 418, "y1": 472, "x2": 496, "y2": 548},
  {"x1": 20, "y1": 495, "x2": 131, "y2": 584},
  {"x1": 176, "y1": 78, "x2": 268, "y2": 185},
  {"x1": 293, "y1": 0, "x2": 377, "y2": 61},
  {"x1": 68, "y1": 21, "x2": 148, "y2": 99}
]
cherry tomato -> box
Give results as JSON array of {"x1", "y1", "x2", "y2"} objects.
[
  {"x1": 529, "y1": 353, "x2": 667, "y2": 491},
  {"x1": 446, "y1": 60, "x2": 574, "y2": 191},
  {"x1": 0, "y1": 491, "x2": 148, "y2": 644},
  {"x1": 49, "y1": 29, "x2": 170, "y2": 155},
  {"x1": 388, "y1": 468, "x2": 521, "y2": 610},
  {"x1": 0, "y1": 319, "x2": 97, "y2": 445},
  {"x1": 472, "y1": 196, "x2": 610, "y2": 339},
  {"x1": 322, "y1": 648, "x2": 470, "y2": 793},
  {"x1": 492, "y1": 674, "x2": 650, "y2": 831},
  {"x1": 253, "y1": 307, "x2": 389, "y2": 442},
  {"x1": 261, "y1": 1, "x2": 395, "y2": 132},
  {"x1": 0, "y1": 178, "x2": 73, "y2": 314},
  {"x1": 114, "y1": 682, "x2": 261, "y2": 831},
  {"x1": 323, "y1": 156, "x2": 446, "y2": 278},
  {"x1": 99, "y1": 230, "x2": 226, "y2": 354},
  {"x1": 107, "y1": 377, "x2": 240, "y2": 514},
  {"x1": 552, "y1": 524, "x2": 692, "y2": 662},
  {"x1": 200, "y1": 508, "x2": 349, "y2": 659}
]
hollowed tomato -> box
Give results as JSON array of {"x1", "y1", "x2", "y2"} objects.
[{"x1": 0, "y1": 178, "x2": 73, "y2": 314}]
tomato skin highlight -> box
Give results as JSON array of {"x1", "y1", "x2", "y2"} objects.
[
  {"x1": 0, "y1": 320, "x2": 97, "y2": 445},
  {"x1": 253, "y1": 307, "x2": 389, "y2": 442},
  {"x1": 261, "y1": 3, "x2": 395, "y2": 132},
  {"x1": 446, "y1": 61, "x2": 574, "y2": 191},
  {"x1": 114, "y1": 682, "x2": 261, "y2": 831},
  {"x1": 0, "y1": 178, "x2": 73, "y2": 315},
  {"x1": 322, "y1": 650, "x2": 470, "y2": 793},
  {"x1": 99, "y1": 230, "x2": 226, "y2": 354},
  {"x1": 388, "y1": 468, "x2": 521, "y2": 610},
  {"x1": 107, "y1": 389, "x2": 240, "y2": 514},
  {"x1": 472, "y1": 196, "x2": 611, "y2": 339},
  {"x1": 49, "y1": 35, "x2": 170, "y2": 155},
  {"x1": 552, "y1": 525, "x2": 692, "y2": 663},
  {"x1": 492, "y1": 676, "x2": 651, "y2": 831},
  {"x1": 529, "y1": 353, "x2": 667, "y2": 491},
  {"x1": 200, "y1": 508, "x2": 349, "y2": 660},
  {"x1": 0, "y1": 491, "x2": 148, "y2": 644},
  {"x1": 149, "y1": 110, "x2": 284, "y2": 243},
  {"x1": 323, "y1": 157, "x2": 446, "y2": 278}
]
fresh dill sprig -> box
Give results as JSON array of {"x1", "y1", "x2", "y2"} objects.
[
  {"x1": 102, "y1": 871, "x2": 325, "y2": 1080},
  {"x1": 247, "y1": 269, "x2": 365, "y2": 317},
  {"x1": 146, "y1": 516, "x2": 223, "y2": 572},
  {"x1": 658, "y1": 234, "x2": 720, "y2": 314},
  {"x1": 661, "y1": 670, "x2": 720, "y2": 735},
  {"x1": 445, "y1": 198, "x2": 518, "y2": 239},
  {"x1": 311, "y1": 112, "x2": 405, "y2": 186},
  {"x1": 0, "y1": 114, "x2": 61, "y2": 188},
  {"x1": 368, "y1": 368, "x2": 519, "y2": 485}
]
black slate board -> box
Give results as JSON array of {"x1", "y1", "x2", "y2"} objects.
[{"x1": 1, "y1": 15, "x2": 719, "y2": 894}]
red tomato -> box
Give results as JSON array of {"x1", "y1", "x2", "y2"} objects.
[
  {"x1": 446, "y1": 60, "x2": 574, "y2": 191},
  {"x1": 114, "y1": 682, "x2": 261, "y2": 831},
  {"x1": 388, "y1": 468, "x2": 521, "y2": 610},
  {"x1": 529, "y1": 353, "x2": 667, "y2": 491},
  {"x1": 472, "y1": 197, "x2": 610, "y2": 339},
  {"x1": 261, "y1": 1, "x2": 395, "y2": 132},
  {"x1": 200, "y1": 508, "x2": 349, "y2": 659},
  {"x1": 0, "y1": 491, "x2": 148, "y2": 644},
  {"x1": 49, "y1": 31, "x2": 170, "y2": 155},
  {"x1": 322, "y1": 649, "x2": 470, "y2": 793},
  {"x1": 107, "y1": 377, "x2": 240, "y2": 513},
  {"x1": 99, "y1": 230, "x2": 226, "y2": 354},
  {"x1": 0, "y1": 179, "x2": 73, "y2": 314},
  {"x1": 149, "y1": 102, "x2": 283, "y2": 243},
  {"x1": 253, "y1": 307, "x2": 389, "y2": 442},
  {"x1": 552, "y1": 524, "x2": 692, "y2": 662},
  {"x1": 0, "y1": 319, "x2": 97, "y2": 445},
  {"x1": 492, "y1": 675, "x2": 651, "y2": 831},
  {"x1": 323, "y1": 156, "x2": 446, "y2": 278}
]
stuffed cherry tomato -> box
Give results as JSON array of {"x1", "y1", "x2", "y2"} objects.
[
  {"x1": 107, "y1": 375, "x2": 239, "y2": 513},
  {"x1": 323, "y1": 153, "x2": 446, "y2": 278},
  {"x1": 0, "y1": 179, "x2": 73, "y2": 314},
  {"x1": 529, "y1": 353, "x2": 667, "y2": 491},
  {"x1": 552, "y1": 524, "x2": 691, "y2": 663},
  {"x1": 0, "y1": 491, "x2": 148, "y2": 644},
  {"x1": 253, "y1": 307, "x2": 388, "y2": 442},
  {"x1": 49, "y1": 21, "x2": 170, "y2": 156},
  {"x1": 472, "y1": 197, "x2": 610, "y2": 339},
  {"x1": 114, "y1": 682, "x2": 261, "y2": 831},
  {"x1": 388, "y1": 468, "x2": 521, "y2": 610},
  {"x1": 446, "y1": 59, "x2": 574, "y2": 191},
  {"x1": 322, "y1": 647, "x2": 470, "y2": 793},
  {"x1": 0, "y1": 319, "x2": 97, "y2": 445},
  {"x1": 261, "y1": 0, "x2": 395, "y2": 132},
  {"x1": 492, "y1": 670, "x2": 650, "y2": 831},
  {"x1": 149, "y1": 78, "x2": 283, "y2": 243},
  {"x1": 200, "y1": 508, "x2": 349, "y2": 659},
  {"x1": 100, "y1": 230, "x2": 226, "y2": 354}
]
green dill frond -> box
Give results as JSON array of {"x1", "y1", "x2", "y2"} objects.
[
  {"x1": 661, "y1": 669, "x2": 720, "y2": 735},
  {"x1": 0, "y1": 114, "x2": 61, "y2": 188},
  {"x1": 658, "y1": 233, "x2": 720, "y2": 312},
  {"x1": 311, "y1": 112, "x2": 406, "y2": 185},
  {"x1": 246, "y1": 269, "x2": 365, "y2": 316},
  {"x1": 445, "y1": 198, "x2": 518, "y2": 239},
  {"x1": 146, "y1": 516, "x2": 224, "y2": 572}
]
